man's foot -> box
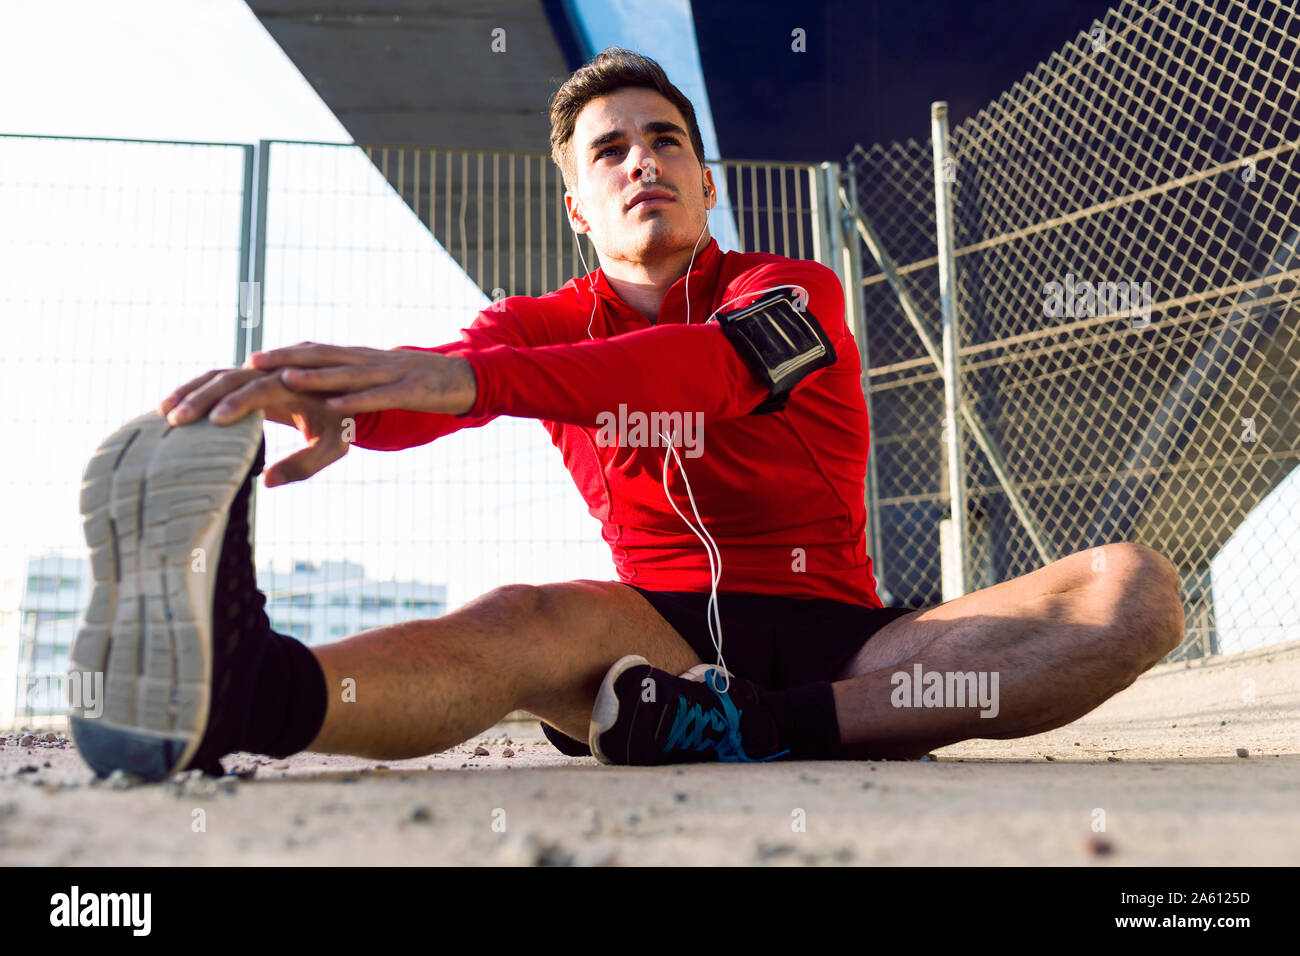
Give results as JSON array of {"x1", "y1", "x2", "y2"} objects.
[
  {"x1": 69, "y1": 409, "x2": 273, "y2": 780},
  {"x1": 588, "y1": 655, "x2": 791, "y2": 765}
]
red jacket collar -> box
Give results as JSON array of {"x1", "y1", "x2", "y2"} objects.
[{"x1": 589, "y1": 236, "x2": 724, "y2": 324}]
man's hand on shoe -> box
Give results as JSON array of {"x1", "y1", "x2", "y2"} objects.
[
  {"x1": 246, "y1": 342, "x2": 478, "y2": 417},
  {"x1": 157, "y1": 366, "x2": 352, "y2": 488}
]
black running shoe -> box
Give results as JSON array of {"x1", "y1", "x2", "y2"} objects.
[
  {"x1": 69, "y1": 409, "x2": 273, "y2": 780},
  {"x1": 588, "y1": 655, "x2": 791, "y2": 765}
]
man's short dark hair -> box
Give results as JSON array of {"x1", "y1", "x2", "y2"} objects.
[{"x1": 548, "y1": 47, "x2": 708, "y2": 194}]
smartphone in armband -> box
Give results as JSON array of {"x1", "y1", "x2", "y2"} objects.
[{"x1": 711, "y1": 288, "x2": 837, "y2": 414}]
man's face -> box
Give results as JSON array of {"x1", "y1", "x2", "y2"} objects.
[{"x1": 566, "y1": 87, "x2": 714, "y2": 264}]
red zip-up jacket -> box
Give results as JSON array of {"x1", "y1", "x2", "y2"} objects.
[{"x1": 350, "y1": 236, "x2": 882, "y2": 608}]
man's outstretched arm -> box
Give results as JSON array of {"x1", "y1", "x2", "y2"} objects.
[
  {"x1": 244, "y1": 256, "x2": 849, "y2": 444},
  {"x1": 455, "y1": 258, "x2": 849, "y2": 428}
]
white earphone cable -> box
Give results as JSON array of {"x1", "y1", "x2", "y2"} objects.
[{"x1": 568, "y1": 166, "x2": 805, "y2": 691}]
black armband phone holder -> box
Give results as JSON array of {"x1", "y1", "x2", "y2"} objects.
[{"x1": 711, "y1": 288, "x2": 837, "y2": 414}]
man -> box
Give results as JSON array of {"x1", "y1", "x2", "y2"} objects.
[{"x1": 69, "y1": 48, "x2": 1184, "y2": 780}]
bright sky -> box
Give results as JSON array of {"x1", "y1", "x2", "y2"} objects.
[{"x1": 0, "y1": 0, "x2": 350, "y2": 144}]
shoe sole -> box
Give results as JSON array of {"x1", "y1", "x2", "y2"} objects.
[
  {"x1": 68, "y1": 409, "x2": 265, "y2": 781},
  {"x1": 588, "y1": 654, "x2": 650, "y2": 765}
]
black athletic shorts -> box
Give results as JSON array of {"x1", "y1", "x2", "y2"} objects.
[{"x1": 539, "y1": 585, "x2": 916, "y2": 756}]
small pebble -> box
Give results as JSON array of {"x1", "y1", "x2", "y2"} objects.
[
  {"x1": 409, "y1": 805, "x2": 432, "y2": 823},
  {"x1": 1236, "y1": 747, "x2": 1249, "y2": 758},
  {"x1": 474, "y1": 746, "x2": 490, "y2": 756},
  {"x1": 498, "y1": 831, "x2": 573, "y2": 867},
  {"x1": 106, "y1": 768, "x2": 143, "y2": 790},
  {"x1": 502, "y1": 748, "x2": 515, "y2": 758},
  {"x1": 674, "y1": 792, "x2": 688, "y2": 803},
  {"x1": 18, "y1": 735, "x2": 34, "y2": 747},
  {"x1": 43, "y1": 732, "x2": 58, "y2": 742},
  {"x1": 572, "y1": 845, "x2": 618, "y2": 867},
  {"x1": 755, "y1": 842, "x2": 798, "y2": 861},
  {"x1": 1106, "y1": 756, "x2": 1120, "y2": 762},
  {"x1": 1044, "y1": 755, "x2": 1056, "y2": 762},
  {"x1": 1082, "y1": 834, "x2": 1114, "y2": 856}
]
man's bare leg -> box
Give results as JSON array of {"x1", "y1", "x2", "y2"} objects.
[
  {"x1": 304, "y1": 580, "x2": 702, "y2": 759},
  {"x1": 829, "y1": 543, "x2": 1185, "y2": 759}
]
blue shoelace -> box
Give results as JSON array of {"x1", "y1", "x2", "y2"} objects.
[{"x1": 662, "y1": 668, "x2": 790, "y2": 762}]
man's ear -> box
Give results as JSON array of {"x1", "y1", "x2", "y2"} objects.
[
  {"x1": 564, "y1": 191, "x2": 587, "y2": 233},
  {"x1": 702, "y1": 168, "x2": 717, "y2": 209}
]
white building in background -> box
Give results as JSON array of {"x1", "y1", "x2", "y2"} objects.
[
  {"x1": 1, "y1": 554, "x2": 446, "y2": 727},
  {"x1": 256, "y1": 558, "x2": 447, "y2": 643},
  {"x1": 2, "y1": 555, "x2": 87, "y2": 726}
]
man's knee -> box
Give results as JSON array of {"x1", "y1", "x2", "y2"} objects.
[
  {"x1": 461, "y1": 583, "x2": 572, "y2": 652},
  {"x1": 473, "y1": 580, "x2": 611, "y2": 645},
  {"x1": 1092, "y1": 542, "x2": 1185, "y2": 663}
]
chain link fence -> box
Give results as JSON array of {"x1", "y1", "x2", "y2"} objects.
[{"x1": 847, "y1": 0, "x2": 1300, "y2": 659}]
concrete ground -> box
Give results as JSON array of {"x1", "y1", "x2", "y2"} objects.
[{"x1": 2, "y1": 638, "x2": 1297, "y2": 866}]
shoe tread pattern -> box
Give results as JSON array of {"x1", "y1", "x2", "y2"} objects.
[{"x1": 69, "y1": 410, "x2": 265, "y2": 780}]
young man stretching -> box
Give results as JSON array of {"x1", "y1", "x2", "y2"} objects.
[{"x1": 68, "y1": 49, "x2": 1184, "y2": 779}]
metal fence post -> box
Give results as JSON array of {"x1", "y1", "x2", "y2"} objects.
[
  {"x1": 809, "y1": 165, "x2": 830, "y2": 267},
  {"x1": 248, "y1": 140, "x2": 271, "y2": 361},
  {"x1": 837, "y1": 161, "x2": 891, "y2": 604},
  {"x1": 819, "y1": 162, "x2": 844, "y2": 271},
  {"x1": 241, "y1": 140, "x2": 272, "y2": 543},
  {"x1": 931, "y1": 102, "x2": 969, "y2": 598},
  {"x1": 236, "y1": 145, "x2": 255, "y2": 366}
]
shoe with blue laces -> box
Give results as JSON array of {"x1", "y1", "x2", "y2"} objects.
[{"x1": 588, "y1": 655, "x2": 791, "y2": 765}]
